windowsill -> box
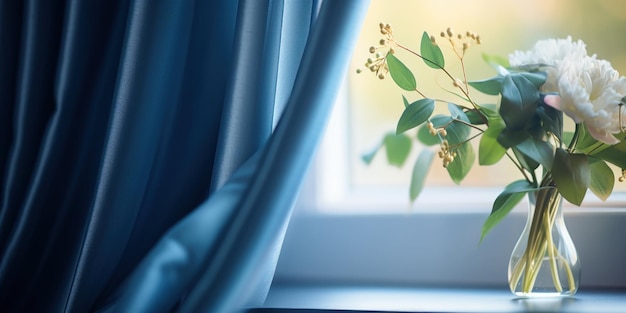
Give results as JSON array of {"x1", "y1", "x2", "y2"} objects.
[{"x1": 253, "y1": 284, "x2": 626, "y2": 312}]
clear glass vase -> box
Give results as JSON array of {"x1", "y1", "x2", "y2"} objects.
[{"x1": 508, "y1": 186, "x2": 580, "y2": 297}]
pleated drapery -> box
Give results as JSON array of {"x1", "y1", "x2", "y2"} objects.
[{"x1": 0, "y1": 0, "x2": 369, "y2": 312}]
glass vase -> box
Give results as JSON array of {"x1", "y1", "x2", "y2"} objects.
[{"x1": 508, "y1": 186, "x2": 580, "y2": 297}]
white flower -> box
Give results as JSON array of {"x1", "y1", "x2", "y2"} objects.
[
  {"x1": 552, "y1": 57, "x2": 626, "y2": 144},
  {"x1": 510, "y1": 37, "x2": 626, "y2": 145},
  {"x1": 509, "y1": 37, "x2": 587, "y2": 92}
]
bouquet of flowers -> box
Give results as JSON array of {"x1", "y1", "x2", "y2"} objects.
[{"x1": 359, "y1": 23, "x2": 626, "y2": 296}]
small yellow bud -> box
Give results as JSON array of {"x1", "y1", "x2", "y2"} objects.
[
  {"x1": 356, "y1": 69, "x2": 362, "y2": 74},
  {"x1": 389, "y1": 48, "x2": 395, "y2": 54},
  {"x1": 463, "y1": 42, "x2": 470, "y2": 50},
  {"x1": 440, "y1": 31, "x2": 446, "y2": 37},
  {"x1": 457, "y1": 34, "x2": 463, "y2": 40},
  {"x1": 379, "y1": 39, "x2": 386, "y2": 45},
  {"x1": 378, "y1": 74, "x2": 385, "y2": 80},
  {"x1": 446, "y1": 27, "x2": 454, "y2": 37},
  {"x1": 476, "y1": 36, "x2": 482, "y2": 44},
  {"x1": 439, "y1": 129, "x2": 447, "y2": 137},
  {"x1": 369, "y1": 46, "x2": 376, "y2": 53}
]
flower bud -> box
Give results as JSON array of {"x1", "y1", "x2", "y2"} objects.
[{"x1": 446, "y1": 27, "x2": 454, "y2": 37}]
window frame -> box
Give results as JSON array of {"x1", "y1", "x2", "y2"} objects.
[{"x1": 273, "y1": 76, "x2": 626, "y2": 290}]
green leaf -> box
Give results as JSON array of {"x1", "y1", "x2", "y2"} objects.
[
  {"x1": 446, "y1": 140, "x2": 475, "y2": 184},
  {"x1": 396, "y1": 98, "x2": 435, "y2": 134},
  {"x1": 361, "y1": 141, "x2": 382, "y2": 165},
  {"x1": 386, "y1": 53, "x2": 416, "y2": 91},
  {"x1": 593, "y1": 139, "x2": 626, "y2": 168},
  {"x1": 465, "y1": 104, "x2": 498, "y2": 125},
  {"x1": 520, "y1": 71, "x2": 547, "y2": 88},
  {"x1": 420, "y1": 31, "x2": 445, "y2": 69},
  {"x1": 383, "y1": 132, "x2": 412, "y2": 167},
  {"x1": 468, "y1": 76, "x2": 503, "y2": 96},
  {"x1": 479, "y1": 123, "x2": 507, "y2": 165},
  {"x1": 402, "y1": 95, "x2": 410, "y2": 108},
  {"x1": 410, "y1": 149, "x2": 435, "y2": 202},
  {"x1": 574, "y1": 124, "x2": 602, "y2": 154},
  {"x1": 512, "y1": 146, "x2": 539, "y2": 172},
  {"x1": 417, "y1": 124, "x2": 440, "y2": 146},
  {"x1": 588, "y1": 158, "x2": 615, "y2": 201},
  {"x1": 499, "y1": 74, "x2": 540, "y2": 130},
  {"x1": 481, "y1": 180, "x2": 537, "y2": 242},
  {"x1": 497, "y1": 128, "x2": 530, "y2": 149},
  {"x1": 516, "y1": 137, "x2": 554, "y2": 170},
  {"x1": 537, "y1": 103, "x2": 563, "y2": 141},
  {"x1": 446, "y1": 103, "x2": 471, "y2": 144},
  {"x1": 482, "y1": 53, "x2": 510, "y2": 69},
  {"x1": 430, "y1": 114, "x2": 453, "y2": 129},
  {"x1": 552, "y1": 148, "x2": 590, "y2": 206}
]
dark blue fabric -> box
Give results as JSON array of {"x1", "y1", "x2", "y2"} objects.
[{"x1": 0, "y1": 0, "x2": 369, "y2": 312}]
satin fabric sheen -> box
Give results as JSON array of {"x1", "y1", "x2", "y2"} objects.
[{"x1": 0, "y1": 0, "x2": 369, "y2": 312}]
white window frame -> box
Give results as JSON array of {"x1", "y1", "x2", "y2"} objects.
[{"x1": 274, "y1": 76, "x2": 626, "y2": 290}]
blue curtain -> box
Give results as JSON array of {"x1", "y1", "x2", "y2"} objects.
[{"x1": 0, "y1": 0, "x2": 369, "y2": 312}]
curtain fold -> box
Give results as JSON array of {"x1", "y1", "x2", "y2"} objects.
[{"x1": 0, "y1": 0, "x2": 369, "y2": 312}]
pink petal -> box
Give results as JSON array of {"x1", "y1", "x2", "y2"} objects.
[{"x1": 543, "y1": 95, "x2": 562, "y2": 110}]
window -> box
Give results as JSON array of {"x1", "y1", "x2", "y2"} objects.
[{"x1": 274, "y1": 0, "x2": 626, "y2": 289}]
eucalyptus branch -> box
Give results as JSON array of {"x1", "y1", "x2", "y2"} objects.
[
  {"x1": 505, "y1": 151, "x2": 534, "y2": 184},
  {"x1": 414, "y1": 88, "x2": 427, "y2": 99},
  {"x1": 395, "y1": 42, "x2": 487, "y2": 124},
  {"x1": 450, "y1": 117, "x2": 485, "y2": 133}
]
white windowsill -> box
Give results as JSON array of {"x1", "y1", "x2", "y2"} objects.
[{"x1": 256, "y1": 285, "x2": 626, "y2": 312}]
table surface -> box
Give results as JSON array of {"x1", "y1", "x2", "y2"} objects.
[{"x1": 253, "y1": 285, "x2": 626, "y2": 313}]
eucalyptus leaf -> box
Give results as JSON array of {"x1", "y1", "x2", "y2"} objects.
[
  {"x1": 396, "y1": 98, "x2": 435, "y2": 134},
  {"x1": 497, "y1": 128, "x2": 530, "y2": 149},
  {"x1": 512, "y1": 147, "x2": 540, "y2": 173},
  {"x1": 575, "y1": 125, "x2": 596, "y2": 153},
  {"x1": 446, "y1": 103, "x2": 471, "y2": 144},
  {"x1": 430, "y1": 114, "x2": 453, "y2": 129},
  {"x1": 588, "y1": 158, "x2": 615, "y2": 201},
  {"x1": 446, "y1": 140, "x2": 475, "y2": 184},
  {"x1": 420, "y1": 31, "x2": 445, "y2": 69},
  {"x1": 468, "y1": 76, "x2": 503, "y2": 96},
  {"x1": 466, "y1": 109, "x2": 487, "y2": 125},
  {"x1": 479, "y1": 124, "x2": 507, "y2": 165},
  {"x1": 593, "y1": 139, "x2": 626, "y2": 168},
  {"x1": 516, "y1": 137, "x2": 554, "y2": 170},
  {"x1": 410, "y1": 149, "x2": 435, "y2": 202},
  {"x1": 481, "y1": 180, "x2": 537, "y2": 242},
  {"x1": 448, "y1": 103, "x2": 469, "y2": 121},
  {"x1": 402, "y1": 95, "x2": 410, "y2": 108},
  {"x1": 361, "y1": 140, "x2": 382, "y2": 165},
  {"x1": 384, "y1": 132, "x2": 412, "y2": 167},
  {"x1": 482, "y1": 53, "x2": 510, "y2": 69},
  {"x1": 552, "y1": 148, "x2": 589, "y2": 206},
  {"x1": 499, "y1": 74, "x2": 540, "y2": 130},
  {"x1": 386, "y1": 53, "x2": 416, "y2": 91},
  {"x1": 417, "y1": 124, "x2": 440, "y2": 146},
  {"x1": 537, "y1": 102, "x2": 563, "y2": 141},
  {"x1": 520, "y1": 71, "x2": 547, "y2": 88}
]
